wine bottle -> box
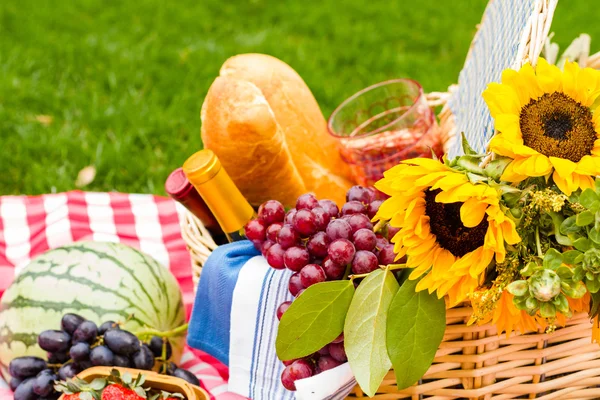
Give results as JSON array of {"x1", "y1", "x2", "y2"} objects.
[
  {"x1": 183, "y1": 149, "x2": 255, "y2": 242},
  {"x1": 165, "y1": 168, "x2": 227, "y2": 243}
]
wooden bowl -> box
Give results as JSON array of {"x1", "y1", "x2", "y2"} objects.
[{"x1": 57, "y1": 366, "x2": 209, "y2": 400}]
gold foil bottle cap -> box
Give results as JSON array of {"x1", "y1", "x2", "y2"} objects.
[{"x1": 183, "y1": 149, "x2": 221, "y2": 185}]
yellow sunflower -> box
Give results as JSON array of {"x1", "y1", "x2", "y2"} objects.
[
  {"x1": 374, "y1": 158, "x2": 520, "y2": 306},
  {"x1": 484, "y1": 58, "x2": 600, "y2": 195}
]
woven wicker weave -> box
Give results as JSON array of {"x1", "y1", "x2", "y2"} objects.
[{"x1": 181, "y1": 1, "x2": 600, "y2": 398}]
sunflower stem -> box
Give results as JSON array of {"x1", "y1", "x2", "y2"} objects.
[
  {"x1": 134, "y1": 323, "x2": 188, "y2": 339},
  {"x1": 535, "y1": 226, "x2": 543, "y2": 257}
]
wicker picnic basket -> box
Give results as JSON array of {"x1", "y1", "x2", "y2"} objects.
[{"x1": 181, "y1": 1, "x2": 600, "y2": 398}]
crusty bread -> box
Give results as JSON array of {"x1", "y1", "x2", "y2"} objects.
[{"x1": 201, "y1": 54, "x2": 353, "y2": 207}]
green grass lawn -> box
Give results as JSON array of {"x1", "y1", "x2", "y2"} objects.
[{"x1": 1, "y1": 0, "x2": 599, "y2": 195}]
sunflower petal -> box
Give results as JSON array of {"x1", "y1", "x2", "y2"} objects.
[
  {"x1": 535, "y1": 58, "x2": 563, "y2": 93},
  {"x1": 460, "y1": 198, "x2": 488, "y2": 228},
  {"x1": 483, "y1": 82, "x2": 522, "y2": 118}
]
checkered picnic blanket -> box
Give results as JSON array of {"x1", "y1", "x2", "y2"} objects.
[{"x1": 0, "y1": 190, "x2": 245, "y2": 400}]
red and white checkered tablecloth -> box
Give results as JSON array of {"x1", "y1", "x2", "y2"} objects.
[{"x1": 0, "y1": 191, "x2": 245, "y2": 400}]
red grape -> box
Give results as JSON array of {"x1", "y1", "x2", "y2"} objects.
[
  {"x1": 367, "y1": 200, "x2": 384, "y2": 219},
  {"x1": 351, "y1": 250, "x2": 379, "y2": 274},
  {"x1": 328, "y1": 342, "x2": 347, "y2": 362},
  {"x1": 277, "y1": 224, "x2": 300, "y2": 249},
  {"x1": 326, "y1": 219, "x2": 352, "y2": 241},
  {"x1": 387, "y1": 225, "x2": 400, "y2": 240},
  {"x1": 284, "y1": 246, "x2": 310, "y2": 272},
  {"x1": 293, "y1": 209, "x2": 318, "y2": 237},
  {"x1": 322, "y1": 257, "x2": 345, "y2": 280},
  {"x1": 328, "y1": 239, "x2": 356, "y2": 265},
  {"x1": 318, "y1": 355, "x2": 342, "y2": 372},
  {"x1": 307, "y1": 232, "x2": 330, "y2": 258},
  {"x1": 378, "y1": 244, "x2": 397, "y2": 265},
  {"x1": 296, "y1": 194, "x2": 319, "y2": 210},
  {"x1": 347, "y1": 213, "x2": 373, "y2": 233},
  {"x1": 341, "y1": 201, "x2": 366, "y2": 216},
  {"x1": 283, "y1": 359, "x2": 297, "y2": 366},
  {"x1": 258, "y1": 200, "x2": 286, "y2": 225},
  {"x1": 281, "y1": 359, "x2": 314, "y2": 391},
  {"x1": 296, "y1": 289, "x2": 306, "y2": 297},
  {"x1": 375, "y1": 235, "x2": 389, "y2": 250},
  {"x1": 318, "y1": 199, "x2": 340, "y2": 219},
  {"x1": 277, "y1": 301, "x2": 292, "y2": 320},
  {"x1": 266, "y1": 243, "x2": 286, "y2": 269},
  {"x1": 289, "y1": 273, "x2": 304, "y2": 296},
  {"x1": 300, "y1": 264, "x2": 326, "y2": 287},
  {"x1": 332, "y1": 333, "x2": 344, "y2": 343},
  {"x1": 346, "y1": 185, "x2": 373, "y2": 204},
  {"x1": 245, "y1": 219, "x2": 266, "y2": 242},
  {"x1": 266, "y1": 222, "x2": 283, "y2": 242},
  {"x1": 353, "y1": 228, "x2": 377, "y2": 251},
  {"x1": 317, "y1": 345, "x2": 330, "y2": 356},
  {"x1": 261, "y1": 240, "x2": 275, "y2": 255},
  {"x1": 285, "y1": 209, "x2": 297, "y2": 225},
  {"x1": 311, "y1": 207, "x2": 330, "y2": 231}
]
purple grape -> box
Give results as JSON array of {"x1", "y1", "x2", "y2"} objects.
[
  {"x1": 293, "y1": 209, "x2": 317, "y2": 237},
  {"x1": 307, "y1": 232, "x2": 330, "y2": 258},
  {"x1": 103, "y1": 329, "x2": 141, "y2": 356},
  {"x1": 341, "y1": 201, "x2": 366, "y2": 216},
  {"x1": 58, "y1": 363, "x2": 79, "y2": 380},
  {"x1": 284, "y1": 209, "x2": 297, "y2": 225},
  {"x1": 322, "y1": 257, "x2": 345, "y2": 280},
  {"x1": 378, "y1": 244, "x2": 397, "y2": 265},
  {"x1": 149, "y1": 336, "x2": 173, "y2": 359},
  {"x1": 326, "y1": 219, "x2": 352, "y2": 241},
  {"x1": 284, "y1": 246, "x2": 310, "y2": 272},
  {"x1": 289, "y1": 273, "x2": 304, "y2": 297},
  {"x1": 69, "y1": 342, "x2": 90, "y2": 362},
  {"x1": 266, "y1": 243, "x2": 286, "y2": 269},
  {"x1": 9, "y1": 377, "x2": 23, "y2": 391},
  {"x1": 89, "y1": 345, "x2": 114, "y2": 366},
  {"x1": 353, "y1": 228, "x2": 377, "y2": 251},
  {"x1": 113, "y1": 354, "x2": 131, "y2": 367},
  {"x1": 9, "y1": 357, "x2": 47, "y2": 379},
  {"x1": 245, "y1": 219, "x2": 266, "y2": 243},
  {"x1": 281, "y1": 359, "x2": 314, "y2": 391},
  {"x1": 258, "y1": 200, "x2": 286, "y2": 225},
  {"x1": 172, "y1": 368, "x2": 201, "y2": 386},
  {"x1": 38, "y1": 330, "x2": 71, "y2": 353},
  {"x1": 266, "y1": 222, "x2": 283, "y2": 242},
  {"x1": 60, "y1": 313, "x2": 85, "y2": 335},
  {"x1": 277, "y1": 224, "x2": 299, "y2": 249},
  {"x1": 98, "y1": 321, "x2": 120, "y2": 335},
  {"x1": 300, "y1": 264, "x2": 326, "y2": 288},
  {"x1": 328, "y1": 342, "x2": 347, "y2": 362},
  {"x1": 131, "y1": 344, "x2": 155, "y2": 370},
  {"x1": 318, "y1": 355, "x2": 342, "y2": 372},
  {"x1": 367, "y1": 200, "x2": 384, "y2": 219},
  {"x1": 352, "y1": 250, "x2": 379, "y2": 274},
  {"x1": 13, "y1": 377, "x2": 36, "y2": 400},
  {"x1": 346, "y1": 185, "x2": 373, "y2": 204},
  {"x1": 296, "y1": 194, "x2": 319, "y2": 210},
  {"x1": 47, "y1": 352, "x2": 69, "y2": 364},
  {"x1": 72, "y1": 321, "x2": 97, "y2": 344},
  {"x1": 328, "y1": 239, "x2": 356, "y2": 266},
  {"x1": 347, "y1": 213, "x2": 373, "y2": 233},
  {"x1": 277, "y1": 301, "x2": 292, "y2": 320},
  {"x1": 32, "y1": 370, "x2": 57, "y2": 397},
  {"x1": 318, "y1": 199, "x2": 339, "y2": 219}
]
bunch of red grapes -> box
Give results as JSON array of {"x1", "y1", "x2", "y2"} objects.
[{"x1": 245, "y1": 185, "x2": 399, "y2": 391}]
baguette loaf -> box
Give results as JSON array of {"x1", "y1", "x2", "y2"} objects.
[{"x1": 201, "y1": 54, "x2": 353, "y2": 207}]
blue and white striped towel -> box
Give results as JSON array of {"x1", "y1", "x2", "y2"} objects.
[{"x1": 188, "y1": 241, "x2": 356, "y2": 400}]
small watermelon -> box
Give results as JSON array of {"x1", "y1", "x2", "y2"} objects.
[{"x1": 0, "y1": 241, "x2": 186, "y2": 381}]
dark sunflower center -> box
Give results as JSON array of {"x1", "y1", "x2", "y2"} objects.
[
  {"x1": 424, "y1": 189, "x2": 488, "y2": 257},
  {"x1": 520, "y1": 92, "x2": 596, "y2": 162}
]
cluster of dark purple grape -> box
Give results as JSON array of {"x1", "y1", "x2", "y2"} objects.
[
  {"x1": 8, "y1": 313, "x2": 199, "y2": 400},
  {"x1": 245, "y1": 185, "x2": 399, "y2": 391}
]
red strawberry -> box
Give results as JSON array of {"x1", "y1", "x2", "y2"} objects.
[{"x1": 101, "y1": 384, "x2": 145, "y2": 400}]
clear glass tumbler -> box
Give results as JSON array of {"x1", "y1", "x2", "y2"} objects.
[{"x1": 327, "y1": 79, "x2": 442, "y2": 186}]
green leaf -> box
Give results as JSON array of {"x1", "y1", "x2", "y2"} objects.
[
  {"x1": 90, "y1": 378, "x2": 106, "y2": 391},
  {"x1": 590, "y1": 228, "x2": 600, "y2": 244},
  {"x1": 560, "y1": 216, "x2": 580, "y2": 234},
  {"x1": 590, "y1": 291, "x2": 600, "y2": 318},
  {"x1": 276, "y1": 280, "x2": 355, "y2": 360},
  {"x1": 540, "y1": 302, "x2": 556, "y2": 318},
  {"x1": 386, "y1": 278, "x2": 446, "y2": 391},
  {"x1": 345, "y1": 269, "x2": 399, "y2": 397},
  {"x1": 461, "y1": 132, "x2": 477, "y2": 155},
  {"x1": 577, "y1": 211, "x2": 595, "y2": 226},
  {"x1": 580, "y1": 189, "x2": 600, "y2": 210},
  {"x1": 574, "y1": 238, "x2": 593, "y2": 252},
  {"x1": 507, "y1": 280, "x2": 528, "y2": 296},
  {"x1": 80, "y1": 393, "x2": 93, "y2": 400},
  {"x1": 587, "y1": 278, "x2": 600, "y2": 294},
  {"x1": 562, "y1": 250, "x2": 582, "y2": 265},
  {"x1": 543, "y1": 248, "x2": 563, "y2": 270},
  {"x1": 549, "y1": 212, "x2": 573, "y2": 246},
  {"x1": 484, "y1": 157, "x2": 512, "y2": 180},
  {"x1": 556, "y1": 266, "x2": 573, "y2": 280}
]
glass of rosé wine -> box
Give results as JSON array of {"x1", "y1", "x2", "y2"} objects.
[{"x1": 327, "y1": 79, "x2": 442, "y2": 186}]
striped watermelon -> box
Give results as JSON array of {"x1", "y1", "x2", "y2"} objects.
[{"x1": 0, "y1": 241, "x2": 186, "y2": 381}]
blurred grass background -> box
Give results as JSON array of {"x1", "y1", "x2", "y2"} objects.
[{"x1": 1, "y1": 0, "x2": 599, "y2": 195}]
